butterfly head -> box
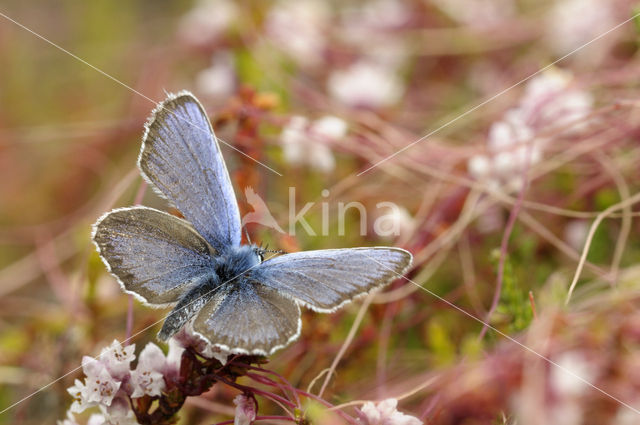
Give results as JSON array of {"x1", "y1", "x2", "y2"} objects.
[{"x1": 252, "y1": 243, "x2": 284, "y2": 263}]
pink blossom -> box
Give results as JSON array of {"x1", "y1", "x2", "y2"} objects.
[
  {"x1": 328, "y1": 61, "x2": 404, "y2": 108},
  {"x1": 233, "y1": 394, "x2": 257, "y2": 425},
  {"x1": 171, "y1": 321, "x2": 230, "y2": 365},
  {"x1": 57, "y1": 412, "x2": 106, "y2": 425},
  {"x1": 76, "y1": 357, "x2": 121, "y2": 408},
  {"x1": 265, "y1": 0, "x2": 329, "y2": 67},
  {"x1": 99, "y1": 340, "x2": 135, "y2": 381},
  {"x1": 518, "y1": 68, "x2": 593, "y2": 132},
  {"x1": 281, "y1": 116, "x2": 337, "y2": 173},
  {"x1": 196, "y1": 52, "x2": 236, "y2": 99},
  {"x1": 178, "y1": 0, "x2": 237, "y2": 46},
  {"x1": 100, "y1": 392, "x2": 137, "y2": 425},
  {"x1": 130, "y1": 343, "x2": 166, "y2": 398},
  {"x1": 358, "y1": 399, "x2": 422, "y2": 425}
]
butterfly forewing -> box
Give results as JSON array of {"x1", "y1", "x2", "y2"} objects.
[
  {"x1": 92, "y1": 207, "x2": 216, "y2": 306},
  {"x1": 139, "y1": 92, "x2": 242, "y2": 253},
  {"x1": 251, "y1": 247, "x2": 412, "y2": 312}
]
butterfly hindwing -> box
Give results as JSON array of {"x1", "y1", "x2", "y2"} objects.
[
  {"x1": 92, "y1": 206, "x2": 216, "y2": 306},
  {"x1": 139, "y1": 91, "x2": 242, "y2": 253},
  {"x1": 251, "y1": 247, "x2": 412, "y2": 312},
  {"x1": 192, "y1": 282, "x2": 301, "y2": 355}
]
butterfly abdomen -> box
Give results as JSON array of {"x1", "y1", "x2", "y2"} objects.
[{"x1": 158, "y1": 273, "x2": 222, "y2": 341}]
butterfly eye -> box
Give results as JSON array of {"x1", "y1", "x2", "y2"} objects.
[{"x1": 254, "y1": 247, "x2": 265, "y2": 263}]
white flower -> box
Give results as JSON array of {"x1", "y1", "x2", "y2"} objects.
[
  {"x1": 81, "y1": 357, "x2": 121, "y2": 407},
  {"x1": 171, "y1": 321, "x2": 231, "y2": 365},
  {"x1": 469, "y1": 69, "x2": 590, "y2": 193},
  {"x1": 165, "y1": 337, "x2": 185, "y2": 376},
  {"x1": 58, "y1": 411, "x2": 107, "y2": 425},
  {"x1": 518, "y1": 68, "x2": 593, "y2": 132},
  {"x1": 265, "y1": 0, "x2": 329, "y2": 67},
  {"x1": 100, "y1": 392, "x2": 137, "y2": 425},
  {"x1": 487, "y1": 110, "x2": 540, "y2": 185},
  {"x1": 310, "y1": 116, "x2": 348, "y2": 143},
  {"x1": 234, "y1": 394, "x2": 257, "y2": 425},
  {"x1": 178, "y1": 0, "x2": 237, "y2": 45},
  {"x1": 373, "y1": 205, "x2": 414, "y2": 238},
  {"x1": 564, "y1": 220, "x2": 589, "y2": 251},
  {"x1": 546, "y1": 0, "x2": 615, "y2": 59},
  {"x1": 130, "y1": 343, "x2": 166, "y2": 398},
  {"x1": 551, "y1": 351, "x2": 598, "y2": 398},
  {"x1": 468, "y1": 110, "x2": 540, "y2": 192},
  {"x1": 87, "y1": 414, "x2": 106, "y2": 425},
  {"x1": 57, "y1": 411, "x2": 81, "y2": 425},
  {"x1": 196, "y1": 52, "x2": 236, "y2": 99},
  {"x1": 358, "y1": 399, "x2": 422, "y2": 425},
  {"x1": 281, "y1": 116, "x2": 337, "y2": 173},
  {"x1": 99, "y1": 340, "x2": 135, "y2": 381},
  {"x1": 68, "y1": 379, "x2": 95, "y2": 414},
  {"x1": 339, "y1": 1, "x2": 409, "y2": 69},
  {"x1": 467, "y1": 154, "x2": 492, "y2": 181},
  {"x1": 328, "y1": 61, "x2": 404, "y2": 108}
]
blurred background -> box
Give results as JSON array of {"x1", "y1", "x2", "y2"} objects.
[{"x1": 3, "y1": 0, "x2": 640, "y2": 424}]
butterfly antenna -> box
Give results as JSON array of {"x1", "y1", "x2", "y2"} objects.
[{"x1": 244, "y1": 227, "x2": 252, "y2": 245}]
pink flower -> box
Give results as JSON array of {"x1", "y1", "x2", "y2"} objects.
[
  {"x1": 358, "y1": 399, "x2": 422, "y2": 425},
  {"x1": 196, "y1": 52, "x2": 236, "y2": 99},
  {"x1": 328, "y1": 61, "x2": 404, "y2": 108},
  {"x1": 99, "y1": 340, "x2": 135, "y2": 381},
  {"x1": 178, "y1": 0, "x2": 237, "y2": 46},
  {"x1": 78, "y1": 357, "x2": 121, "y2": 407},
  {"x1": 546, "y1": 0, "x2": 616, "y2": 61},
  {"x1": 57, "y1": 412, "x2": 106, "y2": 425},
  {"x1": 310, "y1": 116, "x2": 348, "y2": 144},
  {"x1": 265, "y1": 0, "x2": 329, "y2": 67},
  {"x1": 100, "y1": 392, "x2": 137, "y2": 425},
  {"x1": 518, "y1": 68, "x2": 593, "y2": 132},
  {"x1": 130, "y1": 343, "x2": 166, "y2": 398},
  {"x1": 171, "y1": 321, "x2": 230, "y2": 365},
  {"x1": 233, "y1": 394, "x2": 257, "y2": 425},
  {"x1": 165, "y1": 337, "x2": 185, "y2": 377},
  {"x1": 280, "y1": 116, "x2": 338, "y2": 173}
]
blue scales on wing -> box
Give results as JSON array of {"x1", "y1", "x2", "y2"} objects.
[
  {"x1": 138, "y1": 92, "x2": 242, "y2": 254},
  {"x1": 250, "y1": 247, "x2": 413, "y2": 312},
  {"x1": 92, "y1": 206, "x2": 216, "y2": 306},
  {"x1": 192, "y1": 282, "x2": 301, "y2": 355}
]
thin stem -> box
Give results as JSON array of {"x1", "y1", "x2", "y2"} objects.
[
  {"x1": 479, "y1": 138, "x2": 533, "y2": 340},
  {"x1": 318, "y1": 293, "x2": 374, "y2": 398}
]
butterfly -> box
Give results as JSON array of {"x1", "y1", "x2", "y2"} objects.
[{"x1": 92, "y1": 91, "x2": 412, "y2": 356}]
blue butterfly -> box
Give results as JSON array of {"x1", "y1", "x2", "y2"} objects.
[{"x1": 92, "y1": 92, "x2": 412, "y2": 356}]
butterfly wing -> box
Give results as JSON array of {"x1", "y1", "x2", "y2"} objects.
[
  {"x1": 92, "y1": 206, "x2": 216, "y2": 306},
  {"x1": 138, "y1": 91, "x2": 241, "y2": 253},
  {"x1": 192, "y1": 283, "x2": 301, "y2": 355},
  {"x1": 251, "y1": 247, "x2": 412, "y2": 312}
]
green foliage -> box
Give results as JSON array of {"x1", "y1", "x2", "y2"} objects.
[
  {"x1": 490, "y1": 249, "x2": 533, "y2": 333},
  {"x1": 427, "y1": 319, "x2": 456, "y2": 366}
]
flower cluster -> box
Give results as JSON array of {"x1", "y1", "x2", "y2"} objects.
[
  {"x1": 265, "y1": 0, "x2": 330, "y2": 68},
  {"x1": 280, "y1": 115, "x2": 348, "y2": 173},
  {"x1": 59, "y1": 327, "x2": 270, "y2": 425},
  {"x1": 61, "y1": 340, "x2": 182, "y2": 425},
  {"x1": 468, "y1": 68, "x2": 593, "y2": 191},
  {"x1": 357, "y1": 399, "x2": 422, "y2": 425}
]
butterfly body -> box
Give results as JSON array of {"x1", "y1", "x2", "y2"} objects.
[{"x1": 93, "y1": 91, "x2": 413, "y2": 356}]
